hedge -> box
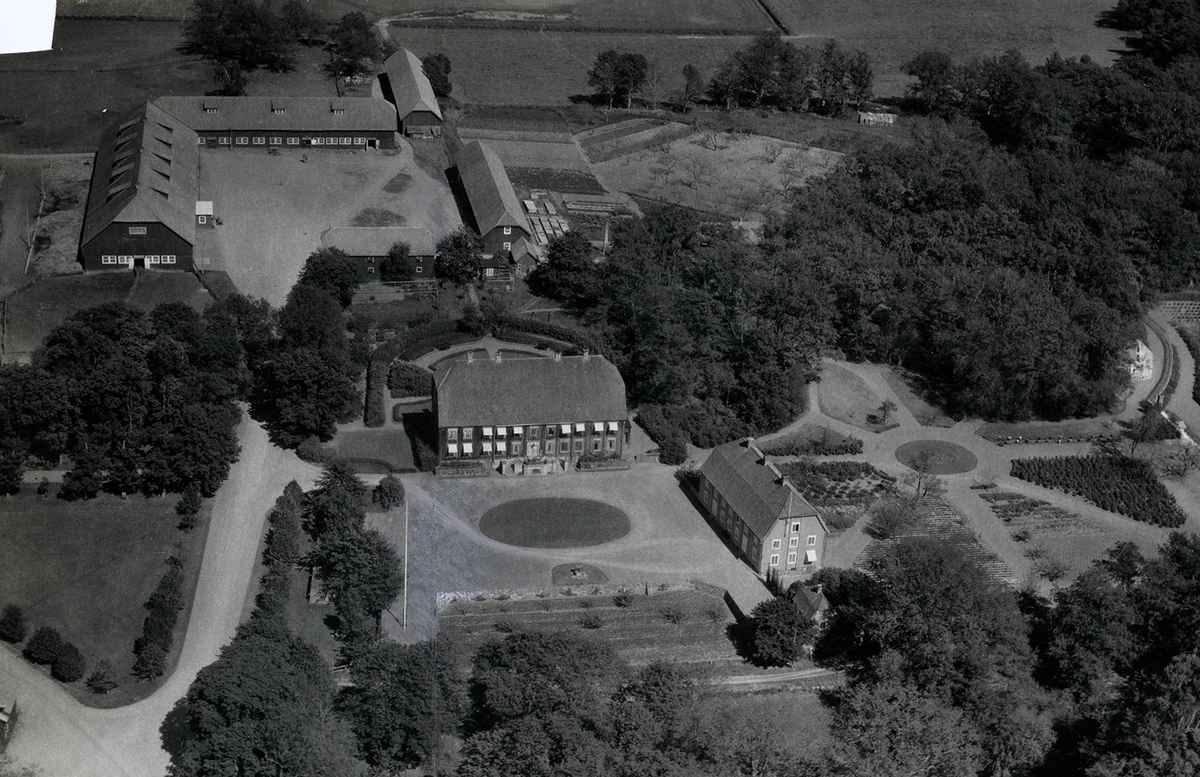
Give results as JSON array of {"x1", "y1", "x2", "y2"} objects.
[
  {"x1": 502, "y1": 316, "x2": 606, "y2": 356},
  {"x1": 1176, "y1": 327, "x2": 1200, "y2": 407},
  {"x1": 758, "y1": 428, "x2": 863, "y2": 456},
  {"x1": 388, "y1": 361, "x2": 435, "y2": 398},
  {"x1": 1010, "y1": 454, "x2": 1186, "y2": 528},
  {"x1": 364, "y1": 321, "x2": 459, "y2": 426},
  {"x1": 637, "y1": 401, "x2": 750, "y2": 450}
]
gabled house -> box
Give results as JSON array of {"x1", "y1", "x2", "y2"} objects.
[
  {"x1": 454, "y1": 140, "x2": 532, "y2": 256},
  {"x1": 697, "y1": 437, "x2": 827, "y2": 580},
  {"x1": 380, "y1": 49, "x2": 443, "y2": 136},
  {"x1": 79, "y1": 101, "x2": 199, "y2": 271},
  {"x1": 320, "y1": 226, "x2": 435, "y2": 282},
  {"x1": 792, "y1": 583, "x2": 830, "y2": 629},
  {"x1": 152, "y1": 95, "x2": 397, "y2": 149},
  {"x1": 433, "y1": 351, "x2": 627, "y2": 472}
]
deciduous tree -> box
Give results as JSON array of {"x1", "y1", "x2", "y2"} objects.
[
  {"x1": 325, "y1": 12, "x2": 381, "y2": 83},
  {"x1": 749, "y1": 596, "x2": 812, "y2": 666},
  {"x1": 422, "y1": 53, "x2": 452, "y2": 97},
  {"x1": 180, "y1": 0, "x2": 295, "y2": 73},
  {"x1": 435, "y1": 226, "x2": 484, "y2": 286},
  {"x1": 0, "y1": 604, "x2": 27, "y2": 644}
]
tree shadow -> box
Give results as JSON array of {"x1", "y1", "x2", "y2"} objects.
[{"x1": 725, "y1": 618, "x2": 759, "y2": 664}]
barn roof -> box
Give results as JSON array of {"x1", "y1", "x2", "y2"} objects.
[
  {"x1": 435, "y1": 353, "x2": 626, "y2": 428},
  {"x1": 321, "y1": 227, "x2": 436, "y2": 257},
  {"x1": 81, "y1": 101, "x2": 199, "y2": 247},
  {"x1": 152, "y1": 96, "x2": 396, "y2": 133},
  {"x1": 698, "y1": 438, "x2": 818, "y2": 538},
  {"x1": 455, "y1": 140, "x2": 530, "y2": 237},
  {"x1": 382, "y1": 49, "x2": 443, "y2": 121}
]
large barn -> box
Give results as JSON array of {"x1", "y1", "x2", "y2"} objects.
[
  {"x1": 320, "y1": 226, "x2": 436, "y2": 281},
  {"x1": 152, "y1": 96, "x2": 397, "y2": 150},
  {"x1": 380, "y1": 49, "x2": 443, "y2": 137},
  {"x1": 434, "y1": 351, "x2": 627, "y2": 474},
  {"x1": 697, "y1": 438, "x2": 828, "y2": 581},
  {"x1": 454, "y1": 140, "x2": 532, "y2": 256},
  {"x1": 79, "y1": 101, "x2": 199, "y2": 272}
]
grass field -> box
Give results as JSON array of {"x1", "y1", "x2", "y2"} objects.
[
  {"x1": 817, "y1": 362, "x2": 888, "y2": 432},
  {"x1": 0, "y1": 489, "x2": 209, "y2": 707},
  {"x1": 329, "y1": 427, "x2": 417, "y2": 473},
  {"x1": 895, "y1": 440, "x2": 979, "y2": 475},
  {"x1": 479, "y1": 498, "x2": 632, "y2": 548}
]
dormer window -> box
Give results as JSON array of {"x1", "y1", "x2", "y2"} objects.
[
  {"x1": 333, "y1": 108, "x2": 345, "y2": 115},
  {"x1": 204, "y1": 107, "x2": 217, "y2": 114},
  {"x1": 273, "y1": 108, "x2": 284, "y2": 115}
]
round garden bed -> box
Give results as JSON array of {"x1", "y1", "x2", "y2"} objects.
[
  {"x1": 894, "y1": 440, "x2": 978, "y2": 474},
  {"x1": 480, "y1": 498, "x2": 631, "y2": 548}
]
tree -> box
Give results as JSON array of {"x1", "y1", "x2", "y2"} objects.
[
  {"x1": 680, "y1": 63, "x2": 704, "y2": 110},
  {"x1": 435, "y1": 226, "x2": 484, "y2": 286},
  {"x1": 749, "y1": 596, "x2": 812, "y2": 666},
  {"x1": 422, "y1": 53, "x2": 452, "y2": 97},
  {"x1": 297, "y1": 247, "x2": 360, "y2": 308},
  {"x1": 707, "y1": 58, "x2": 744, "y2": 110},
  {"x1": 0, "y1": 604, "x2": 27, "y2": 643},
  {"x1": 380, "y1": 241, "x2": 414, "y2": 282},
  {"x1": 252, "y1": 347, "x2": 358, "y2": 447},
  {"x1": 23, "y1": 626, "x2": 62, "y2": 664},
  {"x1": 903, "y1": 50, "x2": 959, "y2": 114},
  {"x1": 51, "y1": 641, "x2": 87, "y2": 683},
  {"x1": 735, "y1": 32, "x2": 787, "y2": 106},
  {"x1": 280, "y1": 0, "x2": 324, "y2": 42},
  {"x1": 0, "y1": 438, "x2": 26, "y2": 495},
  {"x1": 87, "y1": 660, "x2": 119, "y2": 694},
  {"x1": 325, "y1": 12, "x2": 381, "y2": 83},
  {"x1": 175, "y1": 485, "x2": 203, "y2": 531},
  {"x1": 180, "y1": 0, "x2": 295, "y2": 74},
  {"x1": 527, "y1": 231, "x2": 597, "y2": 306},
  {"x1": 371, "y1": 474, "x2": 405, "y2": 510},
  {"x1": 210, "y1": 59, "x2": 247, "y2": 96},
  {"x1": 588, "y1": 50, "x2": 650, "y2": 108}
]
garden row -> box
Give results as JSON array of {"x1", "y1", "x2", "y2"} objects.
[
  {"x1": 1010, "y1": 455, "x2": 1186, "y2": 528},
  {"x1": 777, "y1": 459, "x2": 894, "y2": 508}
]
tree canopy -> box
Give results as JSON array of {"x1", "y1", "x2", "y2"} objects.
[
  {"x1": 422, "y1": 53, "x2": 452, "y2": 97},
  {"x1": 435, "y1": 226, "x2": 484, "y2": 285},
  {"x1": 588, "y1": 50, "x2": 650, "y2": 108},
  {"x1": 324, "y1": 12, "x2": 381, "y2": 82},
  {"x1": 180, "y1": 0, "x2": 295, "y2": 73}
]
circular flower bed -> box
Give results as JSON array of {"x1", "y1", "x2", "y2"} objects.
[{"x1": 894, "y1": 440, "x2": 978, "y2": 474}]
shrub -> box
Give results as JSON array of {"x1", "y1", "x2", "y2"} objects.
[
  {"x1": 864, "y1": 498, "x2": 918, "y2": 539},
  {"x1": 494, "y1": 618, "x2": 518, "y2": 633},
  {"x1": 175, "y1": 486, "x2": 202, "y2": 531},
  {"x1": 86, "y1": 660, "x2": 118, "y2": 694},
  {"x1": 657, "y1": 432, "x2": 688, "y2": 466},
  {"x1": 414, "y1": 437, "x2": 438, "y2": 473},
  {"x1": 132, "y1": 640, "x2": 166, "y2": 681},
  {"x1": 23, "y1": 626, "x2": 62, "y2": 664},
  {"x1": 387, "y1": 361, "x2": 434, "y2": 398},
  {"x1": 579, "y1": 613, "x2": 603, "y2": 629},
  {"x1": 296, "y1": 435, "x2": 337, "y2": 465},
  {"x1": 52, "y1": 642, "x2": 87, "y2": 682},
  {"x1": 1179, "y1": 327, "x2": 1200, "y2": 407},
  {"x1": 372, "y1": 474, "x2": 405, "y2": 510},
  {"x1": 0, "y1": 604, "x2": 27, "y2": 644},
  {"x1": 613, "y1": 593, "x2": 634, "y2": 608},
  {"x1": 660, "y1": 605, "x2": 687, "y2": 624}
]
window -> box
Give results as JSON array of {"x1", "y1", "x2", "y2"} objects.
[
  {"x1": 333, "y1": 108, "x2": 345, "y2": 115},
  {"x1": 805, "y1": 548, "x2": 817, "y2": 564},
  {"x1": 573, "y1": 439, "x2": 584, "y2": 452},
  {"x1": 119, "y1": 256, "x2": 133, "y2": 265},
  {"x1": 250, "y1": 137, "x2": 263, "y2": 145},
  {"x1": 504, "y1": 227, "x2": 514, "y2": 235},
  {"x1": 235, "y1": 137, "x2": 248, "y2": 145},
  {"x1": 787, "y1": 552, "x2": 797, "y2": 565},
  {"x1": 789, "y1": 537, "x2": 799, "y2": 548},
  {"x1": 367, "y1": 267, "x2": 374, "y2": 273},
  {"x1": 287, "y1": 137, "x2": 299, "y2": 145},
  {"x1": 128, "y1": 226, "x2": 146, "y2": 235},
  {"x1": 219, "y1": 137, "x2": 231, "y2": 145},
  {"x1": 415, "y1": 267, "x2": 423, "y2": 273},
  {"x1": 311, "y1": 137, "x2": 323, "y2": 145},
  {"x1": 162, "y1": 255, "x2": 176, "y2": 264},
  {"x1": 503, "y1": 242, "x2": 512, "y2": 250},
  {"x1": 771, "y1": 539, "x2": 781, "y2": 550},
  {"x1": 511, "y1": 442, "x2": 523, "y2": 456},
  {"x1": 270, "y1": 137, "x2": 282, "y2": 145},
  {"x1": 770, "y1": 554, "x2": 780, "y2": 567},
  {"x1": 528, "y1": 427, "x2": 540, "y2": 439},
  {"x1": 146, "y1": 255, "x2": 160, "y2": 264},
  {"x1": 446, "y1": 443, "x2": 458, "y2": 456},
  {"x1": 606, "y1": 438, "x2": 615, "y2": 451},
  {"x1": 197, "y1": 137, "x2": 206, "y2": 145},
  {"x1": 791, "y1": 522, "x2": 801, "y2": 533},
  {"x1": 592, "y1": 439, "x2": 602, "y2": 452},
  {"x1": 339, "y1": 137, "x2": 351, "y2": 145},
  {"x1": 462, "y1": 427, "x2": 473, "y2": 440},
  {"x1": 462, "y1": 442, "x2": 473, "y2": 455},
  {"x1": 198, "y1": 215, "x2": 206, "y2": 224},
  {"x1": 272, "y1": 108, "x2": 284, "y2": 115},
  {"x1": 558, "y1": 440, "x2": 569, "y2": 454},
  {"x1": 101, "y1": 255, "x2": 116, "y2": 265},
  {"x1": 447, "y1": 428, "x2": 457, "y2": 441},
  {"x1": 546, "y1": 426, "x2": 556, "y2": 438},
  {"x1": 527, "y1": 442, "x2": 539, "y2": 456},
  {"x1": 354, "y1": 137, "x2": 366, "y2": 144},
  {"x1": 204, "y1": 107, "x2": 217, "y2": 114},
  {"x1": 485, "y1": 268, "x2": 494, "y2": 277}
]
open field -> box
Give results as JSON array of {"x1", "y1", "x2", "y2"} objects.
[
  {"x1": 0, "y1": 489, "x2": 210, "y2": 708},
  {"x1": 28, "y1": 157, "x2": 91, "y2": 277},
  {"x1": 596, "y1": 128, "x2": 841, "y2": 219},
  {"x1": 816, "y1": 361, "x2": 889, "y2": 433},
  {"x1": 195, "y1": 144, "x2": 460, "y2": 307},
  {"x1": 2, "y1": 271, "x2": 212, "y2": 363},
  {"x1": 0, "y1": 20, "x2": 209, "y2": 152}
]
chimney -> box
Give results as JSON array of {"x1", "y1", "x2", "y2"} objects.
[
  {"x1": 494, "y1": 352, "x2": 502, "y2": 364},
  {"x1": 467, "y1": 352, "x2": 474, "y2": 364},
  {"x1": 582, "y1": 348, "x2": 590, "y2": 360},
  {"x1": 554, "y1": 351, "x2": 561, "y2": 362}
]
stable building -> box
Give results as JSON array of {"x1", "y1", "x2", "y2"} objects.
[
  {"x1": 380, "y1": 49, "x2": 443, "y2": 136},
  {"x1": 79, "y1": 101, "x2": 198, "y2": 271},
  {"x1": 434, "y1": 351, "x2": 627, "y2": 472},
  {"x1": 697, "y1": 438, "x2": 828, "y2": 580},
  {"x1": 152, "y1": 95, "x2": 397, "y2": 150},
  {"x1": 454, "y1": 140, "x2": 532, "y2": 256},
  {"x1": 320, "y1": 226, "x2": 435, "y2": 281}
]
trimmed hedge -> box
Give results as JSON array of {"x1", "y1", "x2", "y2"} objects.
[
  {"x1": 387, "y1": 361, "x2": 434, "y2": 398},
  {"x1": 364, "y1": 321, "x2": 459, "y2": 426},
  {"x1": 1176, "y1": 327, "x2": 1200, "y2": 407},
  {"x1": 133, "y1": 555, "x2": 185, "y2": 680},
  {"x1": 502, "y1": 316, "x2": 606, "y2": 356},
  {"x1": 758, "y1": 428, "x2": 863, "y2": 456},
  {"x1": 1010, "y1": 454, "x2": 1186, "y2": 527},
  {"x1": 638, "y1": 401, "x2": 749, "y2": 451}
]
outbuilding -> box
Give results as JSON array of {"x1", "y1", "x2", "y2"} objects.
[
  {"x1": 380, "y1": 49, "x2": 443, "y2": 136},
  {"x1": 454, "y1": 140, "x2": 532, "y2": 256},
  {"x1": 153, "y1": 96, "x2": 397, "y2": 150},
  {"x1": 320, "y1": 226, "x2": 435, "y2": 281}
]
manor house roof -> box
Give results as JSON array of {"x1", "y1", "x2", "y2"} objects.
[{"x1": 435, "y1": 353, "x2": 626, "y2": 428}]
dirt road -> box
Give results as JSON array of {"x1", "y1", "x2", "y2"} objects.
[{"x1": 3, "y1": 412, "x2": 319, "y2": 777}]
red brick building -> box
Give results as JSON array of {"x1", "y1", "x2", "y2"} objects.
[{"x1": 697, "y1": 438, "x2": 828, "y2": 580}]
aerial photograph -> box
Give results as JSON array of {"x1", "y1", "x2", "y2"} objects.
[{"x1": 1, "y1": 0, "x2": 1199, "y2": 775}]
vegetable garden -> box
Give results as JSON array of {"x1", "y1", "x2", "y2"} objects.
[{"x1": 1009, "y1": 455, "x2": 1186, "y2": 528}]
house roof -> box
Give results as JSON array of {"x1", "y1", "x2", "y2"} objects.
[
  {"x1": 152, "y1": 96, "x2": 396, "y2": 133},
  {"x1": 382, "y1": 49, "x2": 443, "y2": 121},
  {"x1": 510, "y1": 236, "x2": 542, "y2": 262},
  {"x1": 698, "y1": 438, "x2": 818, "y2": 538},
  {"x1": 81, "y1": 101, "x2": 199, "y2": 247},
  {"x1": 455, "y1": 140, "x2": 531, "y2": 237},
  {"x1": 435, "y1": 353, "x2": 626, "y2": 428},
  {"x1": 321, "y1": 227, "x2": 436, "y2": 257},
  {"x1": 792, "y1": 585, "x2": 829, "y2": 621}
]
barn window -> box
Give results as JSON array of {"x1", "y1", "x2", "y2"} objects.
[
  {"x1": 252, "y1": 137, "x2": 265, "y2": 145},
  {"x1": 311, "y1": 137, "x2": 323, "y2": 145},
  {"x1": 146, "y1": 255, "x2": 160, "y2": 264},
  {"x1": 503, "y1": 242, "x2": 512, "y2": 250},
  {"x1": 485, "y1": 268, "x2": 494, "y2": 277},
  {"x1": 128, "y1": 226, "x2": 147, "y2": 235},
  {"x1": 235, "y1": 137, "x2": 248, "y2": 145},
  {"x1": 415, "y1": 266, "x2": 422, "y2": 273},
  {"x1": 270, "y1": 137, "x2": 282, "y2": 145},
  {"x1": 339, "y1": 137, "x2": 351, "y2": 145},
  {"x1": 287, "y1": 137, "x2": 299, "y2": 145},
  {"x1": 163, "y1": 255, "x2": 176, "y2": 264},
  {"x1": 503, "y1": 227, "x2": 512, "y2": 235},
  {"x1": 198, "y1": 216, "x2": 206, "y2": 224},
  {"x1": 101, "y1": 255, "x2": 116, "y2": 264},
  {"x1": 197, "y1": 137, "x2": 206, "y2": 145},
  {"x1": 367, "y1": 267, "x2": 374, "y2": 273},
  {"x1": 353, "y1": 137, "x2": 365, "y2": 144},
  {"x1": 219, "y1": 137, "x2": 231, "y2": 145}
]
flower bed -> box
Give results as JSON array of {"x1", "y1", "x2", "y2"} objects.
[
  {"x1": 434, "y1": 459, "x2": 493, "y2": 479},
  {"x1": 1009, "y1": 455, "x2": 1186, "y2": 528}
]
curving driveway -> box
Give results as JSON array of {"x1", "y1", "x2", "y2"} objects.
[{"x1": 2, "y1": 412, "x2": 320, "y2": 777}]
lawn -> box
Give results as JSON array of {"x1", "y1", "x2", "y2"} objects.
[
  {"x1": 816, "y1": 362, "x2": 888, "y2": 432},
  {"x1": 895, "y1": 440, "x2": 979, "y2": 475},
  {"x1": 880, "y1": 366, "x2": 957, "y2": 427},
  {"x1": 479, "y1": 498, "x2": 632, "y2": 548},
  {"x1": 329, "y1": 428, "x2": 417, "y2": 473},
  {"x1": 0, "y1": 489, "x2": 210, "y2": 707}
]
